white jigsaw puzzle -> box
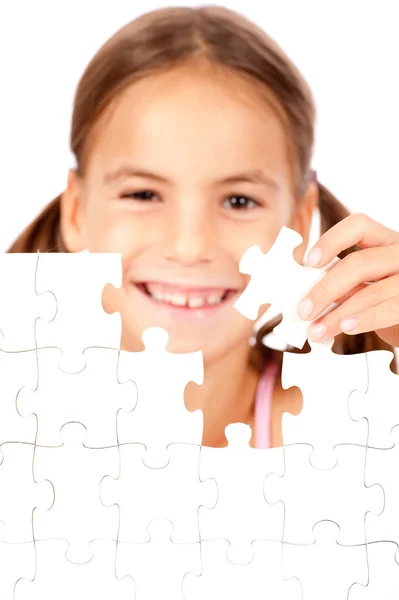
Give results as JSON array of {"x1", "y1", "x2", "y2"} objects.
[
  {"x1": 0, "y1": 523, "x2": 35, "y2": 599},
  {"x1": 183, "y1": 538, "x2": 302, "y2": 599},
  {"x1": 198, "y1": 423, "x2": 284, "y2": 564},
  {"x1": 233, "y1": 225, "x2": 340, "y2": 348},
  {"x1": 15, "y1": 539, "x2": 134, "y2": 600},
  {"x1": 100, "y1": 442, "x2": 217, "y2": 544},
  {"x1": 281, "y1": 337, "x2": 368, "y2": 468},
  {"x1": 35, "y1": 252, "x2": 122, "y2": 373},
  {"x1": 0, "y1": 443, "x2": 53, "y2": 543},
  {"x1": 17, "y1": 347, "x2": 136, "y2": 448},
  {"x1": 264, "y1": 443, "x2": 383, "y2": 545},
  {"x1": 0, "y1": 349, "x2": 38, "y2": 445},
  {"x1": 116, "y1": 520, "x2": 201, "y2": 600},
  {"x1": 349, "y1": 349, "x2": 399, "y2": 449},
  {"x1": 32, "y1": 423, "x2": 119, "y2": 564},
  {"x1": 283, "y1": 521, "x2": 368, "y2": 600},
  {"x1": 117, "y1": 326, "x2": 204, "y2": 468},
  {"x1": 0, "y1": 254, "x2": 54, "y2": 351},
  {"x1": 364, "y1": 425, "x2": 399, "y2": 547},
  {"x1": 349, "y1": 541, "x2": 399, "y2": 599},
  {"x1": 0, "y1": 239, "x2": 397, "y2": 598}
]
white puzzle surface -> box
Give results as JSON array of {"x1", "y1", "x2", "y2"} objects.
[{"x1": 0, "y1": 233, "x2": 397, "y2": 598}]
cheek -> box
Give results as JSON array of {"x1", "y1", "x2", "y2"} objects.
[{"x1": 84, "y1": 207, "x2": 149, "y2": 254}]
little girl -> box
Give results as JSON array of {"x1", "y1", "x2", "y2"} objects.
[{"x1": 8, "y1": 6, "x2": 399, "y2": 449}]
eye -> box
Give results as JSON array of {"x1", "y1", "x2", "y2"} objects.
[
  {"x1": 224, "y1": 194, "x2": 261, "y2": 210},
  {"x1": 120, "y1": 190, "x2": 159, "y2": 202}
]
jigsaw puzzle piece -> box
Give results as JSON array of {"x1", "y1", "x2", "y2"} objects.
[
  {"x1": 0, "y1": 349, "x2": 38, "y2": 445},
  {"x1": 364, "y1": 425, "x2": 399, "y2": 546},
  {"x1": 0, "y1": 522, "x2": 36, "y2": 598},
  {"x1": 198, "y1": 423, "x2": 284, "y2": 564},
  {"x1": 35, "y1": 252, "x2": 122, "y2": 373},
  {"x1": 17, "y1": 347, "x2": 136, "y2": 448},
  {"x1": 349, "y1": 350, "x2": 399, "y2": 449},
  {"x1": 117, "y1": 327, "x2": 204, "y2": 468},
  {"x1": 184, "y1": 538, "x2": 301, "y2": 600},
  {"x1": 283, "y1": 521, "x2": 368, "y2": 600},
  {"x1": 264, "y1": 444, "x2": 383, "y2": 545},
  {"x1": 234, "y1": 227, "x2": 304, "y2": 320},
  {"x1": 349, "y1": 541, "x2": 399, "y2": 599},
  {"x1": 101, "y1": 443, "x2": 216, "y2": 544},
  {"x1": 0, "y1": 254, "x2": 55, "y2": 352},
  {"x1": 234, "y1": 226, "x2": 340, "y2": 348},
  {"x1": 0, "y1": 443, "x2": 53, "y2": 543},
  {"x1": 14, "y1": 538, "x2": 134, "y2": 599},
  {"x1": 32, "y1": 423, "x2": 119, "y2": 564},
  {"x1": 282, "y1": 338, "x2": 369, "y2": 468},
  {"x1": 116, "y1": 519, "x2": 201, "y2": 600}
]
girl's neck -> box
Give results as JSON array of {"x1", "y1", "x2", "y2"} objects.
[
  {"x1": 184, "y1": 344, "x2": 260, "y2": 448},
  {"x1": 184, "y1": 348, "x2": 303, "y2": 449}
]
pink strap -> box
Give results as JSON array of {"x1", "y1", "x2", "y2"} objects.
[{"x1": 254, "y1": 360, "x2": 279, "y2": 449}]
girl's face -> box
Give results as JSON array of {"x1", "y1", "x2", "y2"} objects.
[{"x1": 61, "y1": 65, "x2": 316, "y2": 360}]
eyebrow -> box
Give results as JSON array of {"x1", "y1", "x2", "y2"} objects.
[{"x1": 103, "y1": 163, "x2": 280, "y2": 192}]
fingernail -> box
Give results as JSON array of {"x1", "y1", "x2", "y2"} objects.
[
  {"x1": 308, "y1": 323, "x2": 326, "y2": 341},
  {"x1": 306, "y1": 247, "x2": 322, "y2": 267},
  {"x1": 297, "y1": 298, "x2": 314, "y2": 319},
  {"x1": 340, "y1": 318, "x2": 358, "y2": 332}
]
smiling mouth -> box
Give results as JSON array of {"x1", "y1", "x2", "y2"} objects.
[{"x1": 135, "y1": 282, "x2": 238, "y2": 309}]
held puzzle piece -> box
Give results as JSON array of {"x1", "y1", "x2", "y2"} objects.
[
  {"x1": 233, "y1": 225, "x2": 340, "y2": 349},
  {"x1": 0, "y1": 237, "x2": 398, "y2": 598}
]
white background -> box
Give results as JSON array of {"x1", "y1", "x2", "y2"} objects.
[{"x1": 0, "y1": 0, "x2": 398, "y2": 251}]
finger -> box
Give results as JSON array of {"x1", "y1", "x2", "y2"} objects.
[
  {"x1": 297, "y1": 245, "x2": 399, "y2": 321},
  {"x1": 339, "y1": 296, "x2": 399, "y2": 336},
  {"x1": 306, "y1": 213, "x2": 399, "y2": 268},
  {"x1": 307, "y1": 274, "x2": 399, "y2": 341},
  {"x1": 334, "y1": 282, "x2": 369, "y2": 305}
]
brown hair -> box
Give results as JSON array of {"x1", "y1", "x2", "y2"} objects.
[{"x1": 7, "y1": 5, "x2": 394, "y2": 367}]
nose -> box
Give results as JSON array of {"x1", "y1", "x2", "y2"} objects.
[{"x1": 163, "y1": 206, "x2": 216, "y2": 266}]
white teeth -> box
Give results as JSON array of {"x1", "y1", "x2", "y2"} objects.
[
  {"x1": 207, "y1": 295, "x2": 223, "y2": 305},
  {"x1": 169, "y1": 293, "x2": 187, "y2": 306},
  {"x1": 151, "y1": 290, "x2": 165, "y2": 302},
  {"x1": 144, "y1": 284, "x2": 225, "y2": 308},
  {"x1": 188, "y1": 296, "x2": 205, "y2": 308}
]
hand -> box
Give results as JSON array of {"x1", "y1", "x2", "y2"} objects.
[{"x1": 296, "y1": 213, "x2": 399, "y2": 347}]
